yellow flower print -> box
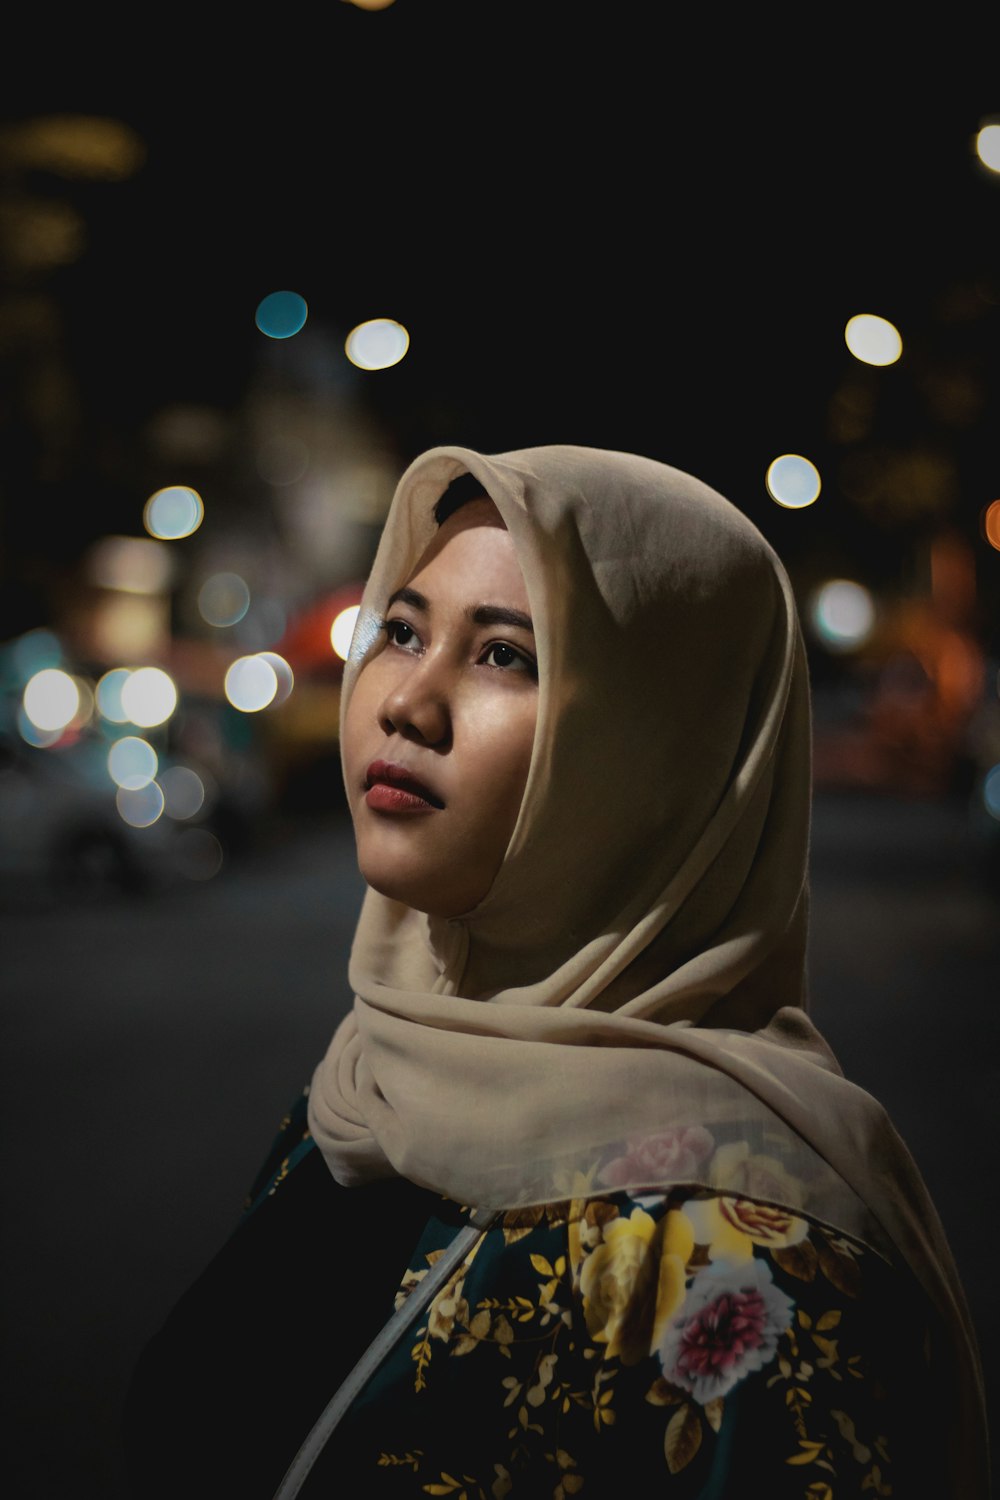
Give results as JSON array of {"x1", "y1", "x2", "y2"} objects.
[
  {"x1": 650, "y1": 1228, "x2": 692, "y2": 1353},
  {"x1": 568, "y1": 1198, "x2": 618, "y2": 1288},
  {"x1": 580, "y1": 1207, "x2": 693, "y2": 1364},
  {"x1": 709, "y1": 1141, "x2": 804, "y2": 1205},
  {"x1": 683, "y1": 1196, "x2": 809, "y2": 1266},
  {"x1": 720, "y1": 1197, "x2": 810, "y2": 1250}
]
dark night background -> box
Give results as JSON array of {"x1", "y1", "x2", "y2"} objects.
[{"x1": 1, "y1": 7, "x2": 998, "y2": 1496}]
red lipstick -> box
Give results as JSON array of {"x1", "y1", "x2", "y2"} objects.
[{"x1": 364, "y1": 760, "x2": 444, "y2": 812}]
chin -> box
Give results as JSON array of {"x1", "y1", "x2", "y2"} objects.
[
  {"x1": 357, "y1": 858, "x2": 481, "y2": 920},
  {"x1": 357, "y1": 853, "x2": 440, "y2": 915}
]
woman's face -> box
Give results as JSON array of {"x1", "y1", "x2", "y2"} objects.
[{"x1": 342, "y1": 497, "x2": 538, "y2": 918}]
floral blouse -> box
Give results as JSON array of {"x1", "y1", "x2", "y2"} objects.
[{"x1": 241, "y1": 1097, "x2": 932, "y2": 1499}]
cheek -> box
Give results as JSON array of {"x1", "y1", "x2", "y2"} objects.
[{"x1": 470, "y1": 699, "x2": 537, "y2": 826}]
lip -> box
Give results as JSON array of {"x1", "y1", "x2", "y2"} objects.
[{"x1": 364, "y1": 759, "x2": 444, "y2": 812}]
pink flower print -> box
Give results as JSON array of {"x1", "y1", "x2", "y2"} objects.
[
  {"x1": 599, "y1": 1127, "x2": 715, "y2": 1189},
  {"x1": 656, "y1": 1259, "x2": 794, "y2": 1404}
]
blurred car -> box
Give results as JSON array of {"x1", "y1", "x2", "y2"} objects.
[{"x1": 0, "y1": 721, "x2": 256, "y2": 907}]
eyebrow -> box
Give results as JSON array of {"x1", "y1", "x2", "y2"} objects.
[{"x1": 386, "y1": 585, "x2": 534, "y2": 634}]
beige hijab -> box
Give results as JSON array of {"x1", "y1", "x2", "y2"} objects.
[{"x1": 308, "y1": 444, "x2": 987, "y2": 1492}]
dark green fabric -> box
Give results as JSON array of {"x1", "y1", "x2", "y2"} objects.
[
  {"x1": 125, "y1": 1099, "x2": 936, "y2": 1499},
  {"x1": 327, "y1": 1193, "x2": 933, "y2": 1498}
]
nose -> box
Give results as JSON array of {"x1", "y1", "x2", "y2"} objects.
[{"x1": 377, "y1": 652, "x2": 453, "y2": 749}]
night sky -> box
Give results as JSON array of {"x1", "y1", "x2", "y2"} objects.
[{"x1": 3, "y1": 8, "x2": 999, "y2": 644}]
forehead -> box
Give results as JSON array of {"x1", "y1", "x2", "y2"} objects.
[
  {"x1": 432, "y1": 494, "x2": 506, "y2": 542},
  {"x1": 405, "y1": 499, "x2": 524, "y2": 594}
]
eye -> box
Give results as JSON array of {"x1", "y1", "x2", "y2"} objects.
[
  {"x1": 481, "y1": 642, "x2": 537, "y2": 677},
  {"x1": 384, "y1": 618, "x2": 420, "y2": 650}
]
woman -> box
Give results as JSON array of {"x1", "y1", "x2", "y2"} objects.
[{"x1": 125, "y1": 445, "x2": 989, "y2": 1498}]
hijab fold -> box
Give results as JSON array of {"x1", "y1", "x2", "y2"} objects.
[{"x1": 307, "y1": 445, "x2": 987, "y2": 1494}]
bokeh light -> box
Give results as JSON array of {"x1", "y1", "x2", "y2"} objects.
[
  {"x1": 199, "y1": 572, "x2": 251, "y2": 627},
  {"x1": 981, "y1": 499, "x2": 1000, "y2": 551},
  {"x1": 17, "y1": 706, "x2": 62, "y2": 748},
  {"x1": 160, "y1": 765, "x2": 206, "y2": 820},
  {"x1": 86, "y1": 535, "x2": 173, "y2": 593},
  {"x1": 345, "y1": 318, "x2": 409, "y2": 370},
  {"x1": 2, "y1": 115, "x2": 144, "y2": 180},
  {"x1": 331, "y1": 604, "x2": 361, "y2": 660},
  {"x1": 224, "y1": 655, "x2": 279, "y2": 712},
  {"x1": 256, "y1": 652, "x2": 294, "y2": 705},
  {"x1": 976, "y1": 124, "x2": 1000, "y2": 173},
  {"x1": 71, "y1": 677, "x2": 95, "y2": 728},
  {"x1": 256, "y1": 435, "x2": 310, "y2": 486},
  {"x1": 108, "y1": 736, "x2": 158, "y2": 790},
  {"x1": 120, "y1": 667, "x2": 178, "y2": 727},
  {"x1": 255, "y1": 291, "x2": 308, "y2": 339},
  {"x1": 23, "y1": 668, "x2": 80, "y2": 731},
  {"x1": 143, "y1": 485, "x2": 204, "y2": 540},
  {"x1": 11, "y1": 628, "x2": 61, "y2": 679},
  {"x1": 765, "y1": 454, "x2": 821, "y2": 509},
  {"x1": 984, "y1": 765, "x2": 1000, "y2": 821},
  {"x1": 175, "y1": 828, "x2": 224, "y2": 880},
  {"x1": 809, "y1": 580, "x2": 876, "y2": 651},
  {"x1": 844, "y1": 314, "x2": 902, "y2": 367},
  {"x1": 96, "y1": 667, "x2": 133, "y2": 723},
  {"x1": 239, "y1": 599, "x2": 287, "y2": 649},
  {"x1": 116, "y1": 782, "x2": 165, "y2": 828}
]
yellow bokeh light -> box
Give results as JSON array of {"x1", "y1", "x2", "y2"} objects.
[
  {"x1": 144, "y1": 485, "x2": 204, "y2": 540},
  {"x1": 0, "y1": 115, "x2": 145, "y2": 180},
  {"x1": 765, "y1": 454, "x2": 821, "y2": 509},
  {"x1": 844, "y1": 314, "x2": 902, "y2": 367},
  {"x1": 120, "y1": 667, "x2": 178, "y2": 727},
  {"x1": 224, "y1": 655, "x2": 278, "y2": 712},
  {"x1": 345, "y1": 318, "x2": 410, "y2": 371},
  {"x1": 331, "y1": 605, "x2": 361, "y2": 660},
  {"x1": 22, "y1": 668, "x2": 80, "y2": 731},
  {"x1": 976, "y1": 124, "x2": 1000, "y2": 173}
]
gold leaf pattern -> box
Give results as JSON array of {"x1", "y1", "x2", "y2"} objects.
[
  {"x1": 703, "y1": 1397, "x2": 724, "y2": 1433},
  {"x1": 772, "y1": 1239, "x2": 819, "y2": 1281},
  {"x1": 664, "y1": 1403, "x2": 703, "y2": 1474},
  {"x1": 645, "y1": 1375, "x2": 686, "y2": 1407},
  {"x1": 817, "y1": 1236, "x2": 862, "y2": 1298},
  {"x1": 369, "y1": 1172, "x2": 910, "y2": 1495},
  {"x1": 250, "y1": 1102, "x2": 913, "y2": 1495}
]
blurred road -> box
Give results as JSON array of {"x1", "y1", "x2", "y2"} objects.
[{"x1": 1, "y1": 791, "x2": 996, "y2": 1498}]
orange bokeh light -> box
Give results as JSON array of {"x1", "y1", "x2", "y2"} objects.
[{"x1": 983, "y1": 500, "x2": 1000, "y2": 551}]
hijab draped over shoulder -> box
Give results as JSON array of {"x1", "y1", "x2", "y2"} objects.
[{"x1": 308, "y1": 444, "x2": 987, "y2": 1493}]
